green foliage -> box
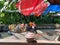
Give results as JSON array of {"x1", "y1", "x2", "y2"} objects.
[{"x1": 0, "y1": 1, "x2": 4, "y2": 8}]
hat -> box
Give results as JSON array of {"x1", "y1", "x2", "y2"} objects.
[{"x1": 29, "y1": 22, "x2": 33, "y2": 26}]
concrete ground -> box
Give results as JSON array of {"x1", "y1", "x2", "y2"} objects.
[{"x1": 0, "y1": 29, "x2": 60, "y2": 43}]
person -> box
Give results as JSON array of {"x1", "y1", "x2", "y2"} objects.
[
  {"x1": 20, "y1": 23, "x2": 25, "y2": 32},
  {"x1": 25, "y1": 22, "x2": 37, "y2": 43},
  {"x1": 14, "y1": 23, "x2": 25, "y2": 33},
  {"x1": 9, "y1": 24, "x2": 16, "y2": 32},
  {"x1": 26, "y1": 22, "x2": 37, "y2": 34},
  {"x1": 31, "y1": 22, "x2": 37, "y2": 34},
  {"x1": 8, "y1": 24, "x2": 16, "y2": 35},
  {"x1": 25, "y1": 31, "x2": 36, "y2": 43}
]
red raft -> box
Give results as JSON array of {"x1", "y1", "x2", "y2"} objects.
[{"x1": 16, "y1": 0, "x2": 48, "y2": 17}]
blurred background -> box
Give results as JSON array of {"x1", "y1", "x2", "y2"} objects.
[{"x1": 0, "y1": 0, "x2": 60, "y2": 25}]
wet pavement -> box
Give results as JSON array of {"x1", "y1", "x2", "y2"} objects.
[
  {"x1": 0, "y1": 29, "x2": 60, "y2": 41},
  {"x1": 0, "y1": 29, "x2": 60, "y2": 44}
]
